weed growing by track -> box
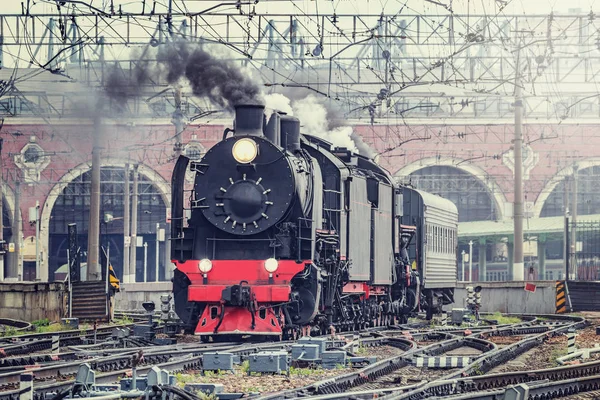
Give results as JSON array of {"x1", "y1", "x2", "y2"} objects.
[
  {"x1": 488, "y1": 312, "x2": 521, "y2": 325},
  {"x1": 551, "y1": 346, "x2": 568, "y2": 366},
  {"x1": 112, "y1": 316, "x2": 134, "y2": 325},
  {"x1": 195, "y1": 393, "x2": 217, "y2": 400},
  {"x1": 0, "y1": 319, "x2": 73, "y2": 337}
]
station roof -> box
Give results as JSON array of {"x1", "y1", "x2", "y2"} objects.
[{"x1": 458, "y1": 213, "x2": 600, "y2": 243}]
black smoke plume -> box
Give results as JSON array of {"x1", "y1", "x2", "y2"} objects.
[
  {"x1": 104, "y1": 60, "x2": 152, "y2": 108},
  {"x1": 156, "y1": 41, "x2": 262, "y2": 110},
  {"x1": 101, "y1": 41, "x2": 262, "y2": 112}
]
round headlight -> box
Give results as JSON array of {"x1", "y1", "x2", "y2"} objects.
[
  {"x1": 232, "y1": 138, "x2": 258, "y2": 164},
  {"x1": 264, "y1": 258, "x2": 279, "y2": 273},
  {"x1": 198, "y1": 259, "x2": 213, "y2": 273}
]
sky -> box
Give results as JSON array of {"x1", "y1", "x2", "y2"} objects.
[{"x1": 3, "y1": 0, "x2": 600, "y2": 16}]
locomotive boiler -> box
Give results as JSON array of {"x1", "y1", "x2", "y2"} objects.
[{"x1": 170, "y1": 103, "x2": 458, "y2": 339}]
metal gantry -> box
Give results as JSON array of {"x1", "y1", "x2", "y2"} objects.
[{"x1": 1, "y1": 10, "x2": 600, "y2": 120}]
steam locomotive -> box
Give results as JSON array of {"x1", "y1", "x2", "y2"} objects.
[{"x1": 170, "y1": 104, "x2": 458, "y2": 338}]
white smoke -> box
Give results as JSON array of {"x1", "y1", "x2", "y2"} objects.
[
  {"x1": 291, "y1": 94, "x2": 358, "y2": 153},
  {"x1": 264, "y1": 93, "x2": 293, "y2": 116}
]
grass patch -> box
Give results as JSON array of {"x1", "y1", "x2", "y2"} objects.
[
  {"x1": 0, "y1": 326, "x2": 18, "y2": 337},
  {"x1": 1, "y1": 320, "x2": 71, "y2": 337},
  {"x1": 240, "y1": 360, "x2": 250, "y2": 374},
  {"x1": 488, "y1": 312, "x2": 521, "y2": 325},
  {"x1": 175, "y1": 372, "x2": 199, "y2": 387},
  {"x1": 354, "y1": 345, "x2": 369, "y2": 356},
  {"x1": 550, "y1": 346, "x2": 568, "y2": 366},
  {"x1": 195, "y1": 393, "x2": 217, "y2": 400},
  {"x1": 112, "y1": 315, "x2": 134, "y2": 325},
  {"x1": 36, "y1": 323, "x2": 69, "y2": 334},
  {"x1": 289, "y1": 366, "x2": 322, "y2": 376}
]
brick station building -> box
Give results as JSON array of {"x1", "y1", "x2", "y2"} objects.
[{"x1": 1, "y1": 76, "x2": 598, "y2": 282}]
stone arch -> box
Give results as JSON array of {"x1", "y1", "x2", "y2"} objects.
[
  {"x1": 39, "y1": 159, "x2": 171, "y2": 281},
  {"x1": 394, "y1": 157, "x2": 508, "y2": 221},
  {"x1": 534, "y1": 158, "x2": 600, "y2": 218}
]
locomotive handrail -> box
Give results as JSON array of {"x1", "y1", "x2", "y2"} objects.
[{"x1": 297, "y1": 217, "x2": 315, "y2": 260}]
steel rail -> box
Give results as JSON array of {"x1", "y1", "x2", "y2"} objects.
[
  {"x1": 380, "y1": 314, "x2": 588, "y2": 400},
  {"x1": 0, "y1": 320, "x2": 32, "y2": 334},
  {"x1": 0, "y1": 324, "x2": 134, "y2": 344},
  {"x1": 254, "y1": 334, "x2": 498, "y2": 399}
]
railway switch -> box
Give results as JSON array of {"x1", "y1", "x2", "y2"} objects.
[
  {"x1": 297, "y1": 336, "x2": 327, "y2": 354},
  {"x1": 291, "y1": 344, "x2": 320, "y2": 361},
  {"x1": 203, "y1": 352, "x2": 235, "y2": 371},
  {"x1": 322, "y1": 351, "x2": 347, "y2": 369},
  {"x1": 248, "y1": 351, "x2": 289, "y2": 374}
]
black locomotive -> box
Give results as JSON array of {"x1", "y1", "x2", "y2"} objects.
[{"x1": 170, "y1": 103, "x2": 458, "y2": 338}]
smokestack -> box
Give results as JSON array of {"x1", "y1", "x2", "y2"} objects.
[
  {"x1": 234, "y1": 104, "x2": 265, "y2": 137},
  {"x1": 265, "y1": 112, "x2": 281, "y2": 146},
  {"x1": 280, "y1": 116, "x2": 301, "y2": 152}
]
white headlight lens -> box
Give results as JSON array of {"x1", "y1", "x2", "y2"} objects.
[
  {"x1": 264, "y1": 258, "x2": 279, "y2": 273},
  {"x1": 232, "y1": 138, "x2": 258, "y2": 163},
  {"x1": 198, "y1": 259, "x2": 213, "y2": 273}
]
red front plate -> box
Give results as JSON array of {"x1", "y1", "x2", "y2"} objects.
[
  {"x1": 173, "y1": 259, "x2": 307, "y2": 285},
  {"x1": 172, "y1": 259, "x2": 309, "y2": 335}
]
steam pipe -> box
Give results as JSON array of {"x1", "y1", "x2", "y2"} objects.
[{"x1": 222, "y1": 128, "x2": 234, "y2": 141}]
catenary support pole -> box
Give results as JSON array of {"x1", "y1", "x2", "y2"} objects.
[
  {"x1": 0, "y1": 138, "x2": 4, "y2": 281},
  {"x1": 87, "y1": 118, "x2": 102, "y2": 281},
  {"x1": 479, "y1": 239, "x2": 486, "y2": 282},
  {"x1": 123, "y1": 163, "x2": 130, "y2": 283},
  {"x1": 143, "y1": 242, "x2": 148, "y2": 283},
  {"x1": 155, "y1": 223, "x2": 160, "y2": 281},
  {"x1": 129, "y1": 164, "x2": 139, "y2": 282},
  {"x1": 513, "y1": 61, "x2": 524, "y2": 281},
  {"x1": 35, "y1": 201, "x2": 40, "y2": 281},
  {"x1": 461, "y1": 250, "x2": 465, "y2": 281},
  {"x1": 538, "y1": 239, "x2": 546, "y2": 280},
  {"x1": 468, "y1": 240, "x2": 473, "y2": 282},
  {"x1": 571, "y1": 164, "x2": 578, "y2": 279}
]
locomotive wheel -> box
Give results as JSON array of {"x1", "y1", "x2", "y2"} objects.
[{"x1": 289, "y1": 287, "x2": 317, "y2": 325}]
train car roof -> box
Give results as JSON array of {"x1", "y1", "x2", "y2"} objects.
[
  {"x1": 411, "y1": 188, "x2": 458, "y2": 216},
  {"x1": 302, "y1": 134, "x2": 393, "y2": 184}
]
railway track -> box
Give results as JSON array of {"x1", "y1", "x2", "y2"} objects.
[
  {"x1": 250, "y1": 314, "x2": 588, "y2": 399},
  {"x1": 0, "y1": 313, "x2": 593, "y2": 400}
]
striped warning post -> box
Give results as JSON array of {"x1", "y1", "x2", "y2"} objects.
[
  {"x1": 51, "y1": 336, "x2": 60, "y2": 354},
  {"x1": 567, "y1": 330, "x2": 577, "y2": 354},
  {"x1": 414, "y1": 356, "x2": 471, "y2": 368},
  {"x1": 556, "y1": 281, "x2": 567, "y2": 313},
  {"x1": 19, "y1": 373, "x2": 34, "y2": 400}
]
